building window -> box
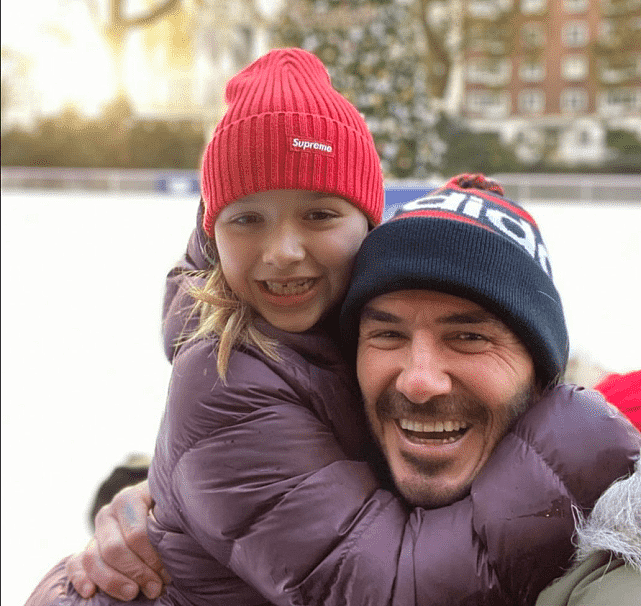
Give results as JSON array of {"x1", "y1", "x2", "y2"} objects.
[
  {"x1": 599, "y1": 87, "x2": 641, "y2": 114},
  {"x1": 521, "y1": 0, "x2": 547, "y2": 13},
  {"x1": 518, "y1": 89, "x2": 545, "y2": 113},
  {"x1": 563, "y1": 0, "x2": 588, "y2": 13},
  {"x1": 468, "y1": 0, "x2": 501, "y2": 19},
  {"x1": 467, "y1": 58, "x2": 512, "y2": 85},
  {"x1": 520, "y1": 59, "x2": 546, "y2": 81},
  {"x1": 561, "y1": 88, "x2": 588, "y2": 112},
  {"x1": 562, "y1": 55, "x2": 589, "y2": 80},
  {"x1": 466, "y1": 91, "x2": 511, "y2": 117},
  {"x1": 599, "y1": 57, "x2": 639, "y2": 84},
  {"x1": 600, "y1": 0, "x2": 641, "y2": 16},
  {"x1": 522, "y1": 23, "x2": 546, "y2": 48},
  {"x1": 520, "y1": 60, "x2": 546, "y2": 82},
  {"x1": 562, "y1": 21, "x2": 589, "y2": 47},
  {"x1": 598, "y1": 19, "x2": 616, "y2": 45}
]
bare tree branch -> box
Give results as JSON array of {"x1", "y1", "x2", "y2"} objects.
[
  {"x1": 413, "y1": 0, "x2": 450, "y2": 99},
  {"x1": 112, "y1": 0, "x2": 181, "y2": 29}
]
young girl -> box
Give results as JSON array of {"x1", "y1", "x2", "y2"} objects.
[{"x1": 28, "y1": 49, "x2": 639, "y2": 606}]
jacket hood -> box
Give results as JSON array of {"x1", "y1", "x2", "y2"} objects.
[{"x1": 575, "y1": 458, "x2": 641, "y2": 571}]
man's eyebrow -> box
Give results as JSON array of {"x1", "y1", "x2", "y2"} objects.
[
  {"x1": 438, "y1": 310, "x2": 500, "y2": 325},
  {"x1": 360, "y1": 305, "x2": 401, "y2": 324},
  {"x1": 360, "y1": 305, "x2": 505, "y2": 328}
]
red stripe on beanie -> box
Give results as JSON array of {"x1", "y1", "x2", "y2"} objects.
[{"x1": 389, "y1": 209, "x2": 496, "y2": 233}]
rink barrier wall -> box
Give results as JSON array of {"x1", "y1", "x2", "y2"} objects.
[
  {"x1": 0, "y1": 167, "x2": 200, "y2": 195},
  {"x1": 1, "y1": 167, "x2": 639, "y2": 206}
]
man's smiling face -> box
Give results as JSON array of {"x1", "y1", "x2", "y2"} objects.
[{"x1": 356, "y1": 290, "x2": 536, "y2": 507}]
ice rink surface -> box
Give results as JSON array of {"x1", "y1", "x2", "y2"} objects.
[{"x1": 2, "y1": 190, "x2": 640, "y2": 605}]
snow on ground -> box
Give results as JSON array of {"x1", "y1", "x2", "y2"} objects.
[
  {"x1": 2, "y1": 191, "x2": 196, "y2": 605},
  {"x1": 2, "y1": 191, "x2": 640, "y2": 605}
]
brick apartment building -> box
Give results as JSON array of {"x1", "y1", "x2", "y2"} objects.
[{"x1": 462, "y1": 0, "x2": 641, "y2": 164}]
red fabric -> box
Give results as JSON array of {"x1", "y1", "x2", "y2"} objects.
[
  {"x1": 594, "y1": 370, "x2": 641, "y2": 431},
  {"x1": 201, "y1": 48, "x2": 384, "y2": 234}
]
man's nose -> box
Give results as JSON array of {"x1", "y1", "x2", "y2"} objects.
[
  {"x1": 395, "y1": 335, "x2": 452, "y2": 403},
  {"x1": 262, "y1": 227, "x2": 306, "y2": 269}
]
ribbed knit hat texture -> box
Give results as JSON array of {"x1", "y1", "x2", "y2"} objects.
[
  {"x1": 201, "y1": 48, "x2": 384, "y2": 235},
  {"x1": 340, "y1": 174, "x2": 569, "y2": 387}
]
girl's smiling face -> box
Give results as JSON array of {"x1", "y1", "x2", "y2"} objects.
[{"x1": 214, "y1": 189, "x2": 369, "y2": 333}]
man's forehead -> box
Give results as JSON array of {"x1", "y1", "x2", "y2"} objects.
[{"x1": 360, "y1": 290, "x2": 505, "y2": 327}]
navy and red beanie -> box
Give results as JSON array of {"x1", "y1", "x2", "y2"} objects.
[{"x1": 339, "y1": 174, "x2": 569, "y2": 387}]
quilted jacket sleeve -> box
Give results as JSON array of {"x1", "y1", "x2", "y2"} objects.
[{"x1": 157, "y1": 334, "x2": 640, "y2": 606}]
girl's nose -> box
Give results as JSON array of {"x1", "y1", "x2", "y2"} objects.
[{"x1": 262, "y1": 227, "x2": 305, "y2": 269}]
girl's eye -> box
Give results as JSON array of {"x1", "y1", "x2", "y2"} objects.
[
  {"x1": 305, "y1": 210, "x2": 338, "y2": 221},
  {"x1": 231, "y1": 214, "x2": 263, "y2": 226}
]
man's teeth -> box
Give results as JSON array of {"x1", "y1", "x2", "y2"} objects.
[
  {"x1": 399, "y1": 419, "x2": 469, "y2": 434},
  {"x1": 264, "y1": 279, "x2": 315, "y2": 295}
]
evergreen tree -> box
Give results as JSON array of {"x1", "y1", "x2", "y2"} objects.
[{"x1": 274, "y1": 0, "x2": 522, "y2": 178}]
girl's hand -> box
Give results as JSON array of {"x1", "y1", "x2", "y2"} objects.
[{"x1": 66, "y1": 480, "x2": 170, "y2": 600}]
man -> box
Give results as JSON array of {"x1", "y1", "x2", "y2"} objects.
[
  {"x1": 336, "y1": 173, "x2": 574, "y2": 510},
  {"x1": 63, "y1": 175, "x2": 639, "y2": 605}
]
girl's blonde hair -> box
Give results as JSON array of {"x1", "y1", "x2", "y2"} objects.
[{"x1": 180, "y1": 245, "x2": 279, "y2": 381}]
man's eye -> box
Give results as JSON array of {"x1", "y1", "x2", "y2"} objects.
[
  {"x1": 448, "y1": 332, "x2": 491, "y2": 352},
  {"x1": 456, "y1": 333, "x2": 487, "y2": 341},
  {"x1": 361, "y1": 330, "x2": 405, "y2": 348}
]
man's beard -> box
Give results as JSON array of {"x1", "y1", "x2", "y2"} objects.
[{"x1": 372, "y1": 384, "x2": 536, "y2": 507}]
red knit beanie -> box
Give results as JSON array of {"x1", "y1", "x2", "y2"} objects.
[{"x1": 201, "y1": 48, "x2": 384, "y2": 236}]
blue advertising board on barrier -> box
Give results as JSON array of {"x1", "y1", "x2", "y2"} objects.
[
  {"x1": 156, "y1": 173, "x2": 200, "y2": 195},
  {"x1": 383, "y1": 184, "x2": 437, "y2": 220}
]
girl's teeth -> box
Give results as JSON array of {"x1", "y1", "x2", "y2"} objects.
[{"x1": 264, "y1": 279, "x2": 314, "y2": 295}]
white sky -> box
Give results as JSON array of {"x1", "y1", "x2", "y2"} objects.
[{"x1": 1, "y1": 0, "x2": 284, "y2": 119}]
